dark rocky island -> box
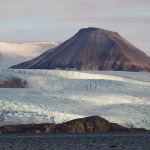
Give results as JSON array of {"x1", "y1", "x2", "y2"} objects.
[
  {"x1": 11, "y1": 27, "x2": 150, "y2": 72},
  {"x1": 0, "y1": 116, "x2": 146, "y2": 133}
]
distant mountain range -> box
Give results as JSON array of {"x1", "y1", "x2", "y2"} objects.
[
  {"x1": 0, "y1": 41, "x2": 61, "y2": 68},
  {"x1": 11, "y1": 27, "x2": 150, "y2": 72},
  {"x1": 0, "y1": 116, "x2": 146, "y2": 133}
]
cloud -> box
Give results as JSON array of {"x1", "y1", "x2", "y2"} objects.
[
  {"x1": 1, "y1": 0, "x2": 150, "y2": 20},
  {"x1": 0, "y1": 0, "x2": 150, "y2": 56},
  {"x1": 0, "y1": 27, "x2": 13, "y2": 33},
  {"x1": 55, "y1": 15, "x2": 150, "y2": 26}
]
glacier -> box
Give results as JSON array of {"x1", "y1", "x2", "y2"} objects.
[
  {"x1": 0, "y1": 68, "x2": 150, "y2": 129},
  {"x1": 0, "y1": 41, "x2": 61, "y2": 68}
]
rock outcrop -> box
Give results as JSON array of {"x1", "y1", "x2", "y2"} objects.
[
  {"x1": 0, "y1": 77, "x2": 28, "y2": 88},
  {"x1": 11, "y1": 27, "x2": 150, "y2": 72},
  {"x1": 0, "y1": 116, "x2": 146, "y2": 133}
]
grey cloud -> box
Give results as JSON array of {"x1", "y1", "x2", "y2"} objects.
[
  {"x1": 55, "y1": 15, "x2": 150, "y2": 26},
  {"x1": 1, "y1": 0, "x2": 150, "y2": 20},
  {"x1": 0, "y1": 0, "x2": 150, "y2": 56}
]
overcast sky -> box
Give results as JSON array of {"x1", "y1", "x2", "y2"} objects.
[{"x1": 0, "y1": 0, "x2": 150, "y2": 56}]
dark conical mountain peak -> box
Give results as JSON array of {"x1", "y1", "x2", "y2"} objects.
[
  {"x1": 77, "y1": 27, "x2": 118, "y2": 34},
  {"x1": 76, "y1": 27, "x2": 119, "y2": 40},
  {"x1": 11, "y1": 27, "x2": 150, "y2": 72}
]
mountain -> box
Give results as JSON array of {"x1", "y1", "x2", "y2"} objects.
[
  {"x1": 11, "y1": 27, "x2": 150, "y2": 72},
  {"x1": 0, "y1": 41, "x2": 61, "y2": 68},
  {"x1": 0, "y1": 116, "x2": 146, "y2": 133}
]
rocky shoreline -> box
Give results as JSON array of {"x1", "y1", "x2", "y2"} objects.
[{"x1": 0, "y1": 116, "x2": 147, "y2": 134}]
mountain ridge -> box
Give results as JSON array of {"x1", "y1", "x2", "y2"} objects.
[{"x1": 11, "y1": 27, "x2": 150, "y2": 72}]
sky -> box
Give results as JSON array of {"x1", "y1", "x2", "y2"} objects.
[{"x1": 0, "y1": 0, "x2": 150, "y2": 56}]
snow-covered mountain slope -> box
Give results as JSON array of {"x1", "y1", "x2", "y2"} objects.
[
  {"x1": 0, "y1": 69, "x2": 150, "y2": 129},
  {"x1": 0, "y1": 41, "x2": 61, "y2": 68}
]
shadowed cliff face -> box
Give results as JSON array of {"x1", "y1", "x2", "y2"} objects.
[
  {"x1": 11, "y1": 27, "x2": 150, "y2": 72},
  {"x1": 0, "y1": 116, "x2": 146, "y2": 133}
]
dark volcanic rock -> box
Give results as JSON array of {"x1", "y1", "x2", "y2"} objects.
[
  {"x1": 0, "y1": 77, "x2": 28, "y2": 88},
  {"x1": 0, "y1": 116, "x2": 147, "y2": 133},
  {"x1": 11, "y1": 27, "x2": 150, "y2": 72},
  {"x1": 0, "y1": 123, "x2": 56, "y2": 133},
  {"x1": 54, "y1": 116, "x2": 146, "y2": 132}
]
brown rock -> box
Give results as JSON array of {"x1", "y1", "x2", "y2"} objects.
[
  {"x1": 0, "y1": 77, "x2": 28, "y2": 88},
  {"x1": 0, "y1": 123, "x2": 56, "y2": 133},
  {"x1": 0, "y1": 116, "x2": 147, "y2": 133},
  {"x1": 11, "y1": 27, "x2": 150, "y2": 72}
]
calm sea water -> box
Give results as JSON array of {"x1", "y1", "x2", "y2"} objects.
[{"x1": 0, "y1": 132, "x2": 149, "y2": 150}]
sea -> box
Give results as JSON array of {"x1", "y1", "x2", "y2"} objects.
[{"x1": 0, "y1": 132, "x2": 149, "y2": 150}]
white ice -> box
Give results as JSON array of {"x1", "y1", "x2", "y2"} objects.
[{"x1": 0, "y1": 69, "x2": 150, "y2": 129}]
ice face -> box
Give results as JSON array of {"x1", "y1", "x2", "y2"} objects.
[{"x1": 0, "y1": 68, "x2": 150, "y2": 129}]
